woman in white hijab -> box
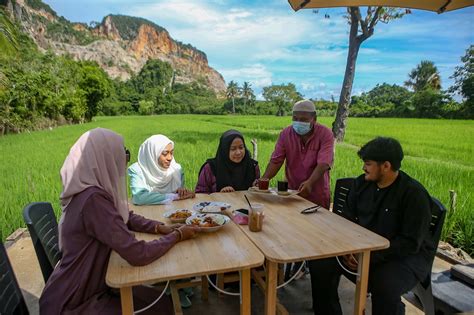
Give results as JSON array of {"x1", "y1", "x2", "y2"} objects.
[{"x1": 128, "y1": 135, "x2": 195, "y2": 205}]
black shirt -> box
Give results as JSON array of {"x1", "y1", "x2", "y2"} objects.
[{"x1": 345, "y1": 171, "x2": 434, "y2": 280}]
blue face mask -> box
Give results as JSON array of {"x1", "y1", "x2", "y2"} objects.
[{"x1": 292, "y1": 121, "x2": 312, "y2": 135}]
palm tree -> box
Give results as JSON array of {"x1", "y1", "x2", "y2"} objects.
[
  {"x1": 241, "y1": 81, "x2": 254, "y2": 114},
  {"x1": 0, "y1": 8, "x2": 18, "y2": 54},
  {"x1": 226, "y1": 80, "x2": 239, "y2": 114},
  {"x1": 404, "y1": 60, "x2": 441, "y2": 92}
]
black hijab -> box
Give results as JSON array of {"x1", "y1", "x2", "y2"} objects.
[{"x1": 205, "y1": 130, "x2": 257, "y2": 191}]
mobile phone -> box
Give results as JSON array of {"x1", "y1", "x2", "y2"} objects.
[{"x1": 235, "y1": 208, "x2": 249, "y2": 216}]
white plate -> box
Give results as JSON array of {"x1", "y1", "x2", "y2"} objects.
[
  {"x1": 163, "y1": 209, "x2": 196, "y2": 223},
  {"x1": 273, "y1": 189, "x2": 300, "y2": 197},
  {"x1": 192, "y1": 201, "x2": 231, "y2": 213},
  {"x1": 248, "y1": 187, "x2": 300, "y2": 198},
  {"x1": 248, "y1": 186, "x2": 271, "y2": 194},
  {"x1": 186, "y1": 214, "x2": 230, "y2": 232}
]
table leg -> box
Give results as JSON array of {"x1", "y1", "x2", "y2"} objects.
[
  {"x1": 201, "y1": 275, "x2": 209, "y2": 301},
  {"x1": 240, "y1": 268, "x2": 251, "y2": 315},
  {"x1": 120, "y1": 287, "x2": 133, "y2": 315},
  {"x1": 354, "y1": 251, "x2": 371, "y2": 315},
  {"x1": 265, "y1": 260, "x2": 278, "y2": 315},
  {"x1": 170, "y1": 281, "x2": 183, "y2": 315}
]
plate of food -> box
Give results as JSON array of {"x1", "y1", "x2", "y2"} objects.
[
  {"x1": 248, "y1": 186, "x2": 271, "y2": 194},
  {"x1": 186, "y1": 214, "x2": 230, "y2": 232},
  {"x1": 163, "y1": 209, "x2": 196, "y2": 223},
  {"x1": 192, "y1": 201, "x2": 231, "y2": 213}
]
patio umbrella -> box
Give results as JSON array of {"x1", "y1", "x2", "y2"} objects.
[{"x1": 288, "y1": 0, "x2": 474, "y2": 13}]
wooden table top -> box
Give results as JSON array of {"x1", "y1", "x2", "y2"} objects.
[
  {"x1": 219, "y1": 191, "x2": 390, "y2": 263},
  {"x1": 106, "y1": 195, "x2": 265, "y2": 288}
]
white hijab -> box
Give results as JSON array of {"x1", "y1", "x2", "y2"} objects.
[{"x1": 137, "y1": 135, "x2": 182, "y2": 193}]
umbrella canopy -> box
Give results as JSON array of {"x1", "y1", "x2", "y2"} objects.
[{"x1": 288, "y1": 0, "x2": 474, "y2": 13}]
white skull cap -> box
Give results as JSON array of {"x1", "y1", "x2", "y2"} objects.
[{"x1": 293, "y1": 99, "x2": 315, "y2": 113}]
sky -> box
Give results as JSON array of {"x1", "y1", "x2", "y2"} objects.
[{"x1": 44, "y1": 0, "x2": 474, "y2": 100}]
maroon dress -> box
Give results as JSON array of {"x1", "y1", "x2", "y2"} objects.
[{"x1": 40, "y1": 187, "x2": 178, "y2": 314}]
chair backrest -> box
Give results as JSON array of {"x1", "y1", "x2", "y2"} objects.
[
  {"x1": 22, "y1": 202, "x2": 62, "y2": 283},
  {"x1": 332, "y1": 177, "x2": 355, "y2": 216},
  {"x1": 0, "y1": 243, "x2": 29, "y2": 315},
  {"x1": 421, "y1": 197, "x2": 447, "y2": 286}
]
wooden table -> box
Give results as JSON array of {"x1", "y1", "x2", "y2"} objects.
[
  {"x1": 220, "y1": 191, "x2": 390, "y2": 315},
  {"x1": 106, "y1": 195, "x2": 265, "y2": 315}
]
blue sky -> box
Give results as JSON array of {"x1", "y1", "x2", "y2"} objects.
[{"x1": 44, "y1": 0, "x2": 473, "y2": 100}]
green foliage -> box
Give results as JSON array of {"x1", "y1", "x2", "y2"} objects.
[
  {"x1": 78, "y1": 61, "x2": 111, "y2": 121},
  {"x1": 262, "y1": 83, "x2": 303, "y2": 116},
  {"x1": 349, "y1": 82, "x2": 469, "y2": 119},
  {"x1": 45, "y1": 20, "x2": 99, "y2": 45},
  {"x1": 25, "y1": 0, "x2": 56, "y2": 16},
  {"x1": 0, "y1": 34, "x2": 110, "y2": 133},
  {"x1": 131, "y1": 59, "x2": 173, "y2": 94},
  {"x1": 404, "y1": 60, "x2": 441, "y2": 92},
  {"x1": 106, "y1": 14, "x2": 165, "y2": 40},
  {"x1": 449, "y1": 45, "x2": 474, "y2": 118},
  {"x1": 0, "y1": 8, "x2": 18, "y2": 55}
]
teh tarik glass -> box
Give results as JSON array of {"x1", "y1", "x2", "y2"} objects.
[{"x1": 249, "y1": 203, "x2": 264, "y2": 232}]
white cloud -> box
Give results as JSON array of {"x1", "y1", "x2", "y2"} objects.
[{"x1": 220, "y1": 63, "x2": 273, "y2": 88}]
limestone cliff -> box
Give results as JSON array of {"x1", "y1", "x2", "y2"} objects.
[{"x1": 5, "y1": 0, "x2": 226, "y2": 93}]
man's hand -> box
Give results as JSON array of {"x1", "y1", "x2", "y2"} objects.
[
  {"x1": 220, "y1": 186, "x2": 235, "y2": 193},
  {"x1": 341, "y1": 254, "x2": 358, "y2": 271},
  {"x1": 176, "y1": 188, "x2": 195, "y2": 200},
  {"x1": 298, "y1": 180, "x2": 313, "y2": 198},
  {"x1": 253, "y1": 177, "x2": 270, "y2": 187}
]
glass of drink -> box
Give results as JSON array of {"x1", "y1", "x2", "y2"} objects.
[
  {"x1": 258, "y1": 178, "x2": 269, "y2": 190},
  {"x1": 249, "y1": 203, "x2": 264, "y2": 232}
]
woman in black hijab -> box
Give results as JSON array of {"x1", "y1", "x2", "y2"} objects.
[{"x1": 195, "y1": 130, "x2": 260, "y2": 193}]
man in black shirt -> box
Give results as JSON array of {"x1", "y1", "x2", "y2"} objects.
[{"x1": 309, "y1": 137, "x2": 434, "y2": 315}]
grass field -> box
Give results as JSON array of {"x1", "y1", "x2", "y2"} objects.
[{"x1": 1, "y1": 115, "x2": 473, "y2": 255}]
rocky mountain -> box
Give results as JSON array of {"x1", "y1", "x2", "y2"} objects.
[{"x1": 5, "y1": 0, "x2": 226, "y2": 93}]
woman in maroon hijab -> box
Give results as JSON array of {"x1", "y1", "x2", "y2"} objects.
[{"x1": 40, "y1": 128, "x2": 200, "y2": 315}]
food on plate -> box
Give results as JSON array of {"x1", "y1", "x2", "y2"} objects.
[
  {"x1": 201, "y1": 205, "x2": 223, "y2": 213},
  {"x1": 190, "y1": 216, "x2": 220, "y2": 228},
  {"x1": 169, "y1": 210, "x2": 193, "y2": 220}
]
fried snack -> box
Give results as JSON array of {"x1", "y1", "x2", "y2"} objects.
[{"x1": 170, "y1": 210, "x2": 192, "y2": 220}]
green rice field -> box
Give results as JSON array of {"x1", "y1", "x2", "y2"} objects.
[{"x1": 0, "y1": 115, "x2": 473, "y2": 255}]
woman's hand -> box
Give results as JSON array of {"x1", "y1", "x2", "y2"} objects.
[
  {"x1": 176, "y1": 188, "x2": 196, "y2": 200},
  {"x1": 156, "y1": 223, "x2": 183, "y2": 235},
  {"x1": 177, "y1": 225, "x2": 201, "y2": 241},
  {"x1": 220, "y1": 186, "x2": 235, "y2": 193}
]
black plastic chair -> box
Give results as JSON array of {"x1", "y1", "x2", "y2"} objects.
[
  {"x1": 411, "y1": 197, "x2": 447, "y2": 315},
  {"x1": 332, "y1": 177, "x2": 355, "y2": 216},
  {"x1": 0, "y1": 243, "x2": 29, "y2": 315},
  {"x1": 23, "y1": 202, "x2": 62, "y2": 283},
  {"x1": 332, "y1": 177, "x2": 447, "y2": 315}
]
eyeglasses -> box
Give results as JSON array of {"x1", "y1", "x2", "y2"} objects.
[{"x1": 125, "y1": 147, "x2": 131, "y2": 163}]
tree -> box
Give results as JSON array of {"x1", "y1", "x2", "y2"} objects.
[
  {"x1": 262, "y1": 83, "x2": 302, "y2": 116},
  {"x1": 241, "y1": 81, "x2": 254, "y2": 113},
  {"x1": 449, "y1": 45, "x2": 474, "y2": 105},
  {"x1": 331, "y1": 7, "x2": 407, "y2": 141},
  {"x1": 226, "y1": 80, "x2": 239, "y2": 113},
  {"x1": 404, "y1": 60, "x2": 441, "y2": 92},
  {"x1": 78, "y1": 62, "x2": 111, "y2": 121}
]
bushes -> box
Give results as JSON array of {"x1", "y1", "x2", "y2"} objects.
[{"x1": 0, "y1": 48, "x2": 110, "y2": 133}]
